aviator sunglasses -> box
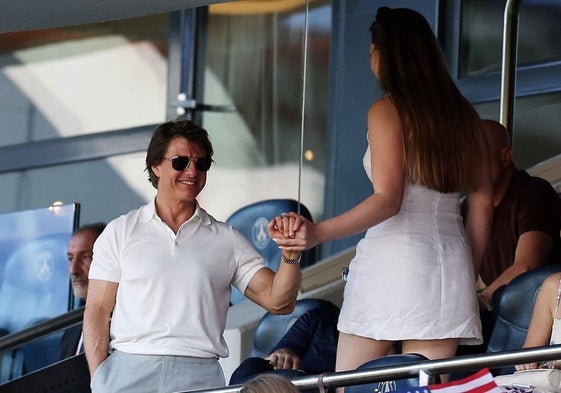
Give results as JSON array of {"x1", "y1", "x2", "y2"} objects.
[{"x1": 165, "y1": 155, "x2": 212, "y2": 172}]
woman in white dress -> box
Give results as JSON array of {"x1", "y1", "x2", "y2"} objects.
[{"x1": 271, "y1": 6, "x2": 493, "y2": 384}]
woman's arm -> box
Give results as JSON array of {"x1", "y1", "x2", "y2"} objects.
[
  {"x1": 274, "y1": 97, "x2": 405, "y2": 250},
  {"x1": 466, "y1": 125, "x2": 494, "y2": 275}
]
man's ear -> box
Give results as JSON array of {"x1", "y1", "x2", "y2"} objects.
[{"x1": 501, "y1": 147, "x2": 512, "y2": 168}]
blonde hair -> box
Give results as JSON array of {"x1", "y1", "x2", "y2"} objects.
[{"x1": 241, "y1": 374, "x2": 299, "y2": 393}]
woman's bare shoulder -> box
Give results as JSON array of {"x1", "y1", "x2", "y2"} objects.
[
  {"x1": 367, "y1": 96, "x2": 400, "y2": 130},
  {"x1": 541, "y1": 272, "x2": 561, "y2": 296},
  {"x1": 368, "y1": 95, "x2": 395, "y2": 113}
]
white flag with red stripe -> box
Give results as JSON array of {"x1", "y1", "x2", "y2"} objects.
[
  {"x1": 428, "y1": 369, "x2": 502, "y2": 393},
  {"x1": 389, "y1": 369, "x2": 503, "y2": 393}
]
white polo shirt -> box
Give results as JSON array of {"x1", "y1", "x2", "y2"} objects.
[{"x1": 89, "y1": 200, "x2": 264, "y2": 358}]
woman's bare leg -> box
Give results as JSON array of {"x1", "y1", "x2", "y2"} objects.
[
  {"x1": 335, "y1": 332, "x2": 394, "y2": 393},
  {"x1": 402, "y1": 338, "x2": 459, "y2": 382}
]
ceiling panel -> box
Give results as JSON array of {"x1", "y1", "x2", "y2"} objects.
[{"x1": 0, "y1": 0, "x2": 235, "y2": 34}]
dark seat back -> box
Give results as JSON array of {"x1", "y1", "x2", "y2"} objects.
[
  {"x1": 251, "y1": 298, "x2": 330, "y2": 358},
  {"x1": 0, "y1": 327, "x2": 18, "y2": 384},
  {"x1": 344, "y1": 353, "x2": 434, "y2": 393},
  {"x1": 226, "y1": 199, "x2": 316, "y2": 304},
  {"x1": 0, "y1": 353, "x2": 91, "y2": 393},
  {"x1": 20, "y1": 318, "x2": 64, "y2": 374},
  {"x1": 487, "y1": 264, "x2": 561, "y2": 374}
]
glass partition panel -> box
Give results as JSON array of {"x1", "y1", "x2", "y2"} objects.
[
  {"x1": 474, "y1": 92, "x2": 561, "y2": 169},
  {"x1": 460, "y1": 0, "x2": 561, "y2": 77},
  {"x1": 0, "y1": 203, "x2": 78, "y2": 332},
  {"x1": 200, "y1": 1, "x2": 331, "y2": 222}
]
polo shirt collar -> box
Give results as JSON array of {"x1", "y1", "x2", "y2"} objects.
[
  {"x1": 139, "y1": 199, "x2": 212, "y2": 226},
  {"x1": 193, "y1": 203, "x2": 212, "y2": 226}
]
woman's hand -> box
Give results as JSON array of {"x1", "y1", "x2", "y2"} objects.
[{"x1": 515, "y1": 362, "x2": 540, "y2": 371}]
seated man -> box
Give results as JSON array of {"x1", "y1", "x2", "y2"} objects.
[
  {"x1": 463, "y1": 119, "x2": 561, "y2": 348},
  {"x1": 60, "y1": 222, "x2": 106, "y2": 359},
  {"x1": 229, "y1": 300, "x2": 340, "y2": 385}
]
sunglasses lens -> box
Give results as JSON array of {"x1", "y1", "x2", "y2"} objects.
[
  {"x1": 195, "y1": 157, "x2": 212, "y2": 172},
  {"x1": 171, "y1": 156, "x2": 190, "y2": 171},
  {"x1": 169, "y1": 156, "x2": 211, "y2": 172}
]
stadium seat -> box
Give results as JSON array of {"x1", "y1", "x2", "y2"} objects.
[
  {"x1": 20, "y1": 318, "x2": 64, "y2": 374},
  {"x1": 0, "y1": 328, "x2": 24, "y2": 384},
  {"x1": 251, "y1": 298, "x2": 331, "y2": 358},
  {"x1": 487, "y1": 264, "x2": 561, "y2": 375},
  {"x1": 226, "y1": 199, "x2": 316, "y2": 305},
  {"x1": 1, "y1": 327, "x2": 13, "y2": 383},
  {"x1": 344, "y1": 353, "x2": 434, "y2": 393}
]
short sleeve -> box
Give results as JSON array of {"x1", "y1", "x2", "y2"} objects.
[
  {"x1": 89, "y1": 220, "x2": 122, "y2": 283},
  {"x1": 230, "y1": 230, "x2": 265, "y2": 294},
  {"x1": 517, "y1": 178, "x2": 561, "y2": 240}
]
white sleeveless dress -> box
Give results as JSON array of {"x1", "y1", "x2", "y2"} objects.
[
  {"x1": 337, "y1": 143, "x2": 482, "y2": 344},
  {"x1": 550, "y1": 279, "x2": 561, "y2": 345}
]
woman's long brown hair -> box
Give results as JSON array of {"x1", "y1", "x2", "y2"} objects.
[{"x1": 371, "y1": 7, "x2": 484, "y2": 193}]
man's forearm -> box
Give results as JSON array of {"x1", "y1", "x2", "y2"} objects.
[
  {"x1": 481, "y1": 265, "x2": 529, "y2": 302},
  {"x1": 83, "y1": 312, "x2": 111, "y2": 377}
]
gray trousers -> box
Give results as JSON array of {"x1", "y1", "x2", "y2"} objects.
[{"x1": 90, "y1": 350, "x2": 225, "y2": 393}]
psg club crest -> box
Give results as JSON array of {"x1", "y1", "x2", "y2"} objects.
[{"x1": 252, "y1": 217, "x2": 270, "y2": 250}]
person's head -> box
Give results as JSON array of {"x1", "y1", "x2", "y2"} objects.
[
  {"x1": 241, "y1": 373, "x2": 299, "y2": 393},
  {"x1": 369, "y1": 7, "x2": 448, "y2": 93},
  {"x1": 482, "y1": 119, "x2": 515, "y2": 189},
  {"x1": 145, "y1": 119, "x2": 214, "y2": 201},
  {"x1": 67, "y1": 222, "x2": 106, "y2": 301}
]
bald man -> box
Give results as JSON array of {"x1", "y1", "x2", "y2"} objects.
[
  {"x1": 461, "y1": 120, "x2": 561, "y2": 352},
  {"x1": 475, "y1": 120, "x2": 561, "y2": 304}
]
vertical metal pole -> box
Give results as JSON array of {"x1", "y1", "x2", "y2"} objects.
[
  {"x1": 166, "y1": 11, "x2": 183, "y2": 120},
  {"x1": 297, "y1": 0, "x2": 310, "y2": 215},
  {"x1": 500, "y1": 0, "x2": 521, "y2": 144},
  {"x1": 167, "y1": 8, "x2": 207, "y2": 125},
  {"x1": 418, "y1": 369, "x2": 431, "y2": 386}
]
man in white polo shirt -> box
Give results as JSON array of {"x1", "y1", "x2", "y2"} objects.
[{"x1": 83, "y1": 119, "x2": 303, "y2": 393}]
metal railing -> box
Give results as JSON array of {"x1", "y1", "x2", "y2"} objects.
[
  {"x1": 3, "y1": 312, "x2": 561, "y2": 393},
  {"x1": 0, "y1": 308, "x2": 83, "y2": 354},
  {"x1": 4, "y1": 306, "x2": 558, "y2": 392},
  {"x1": 181, "y1": 345, "x2": 561, "y2": 393}
]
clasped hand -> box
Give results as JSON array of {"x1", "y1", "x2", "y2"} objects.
[{"x1": 267, "y1": 212, "x2": 311, "y2": 251}]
